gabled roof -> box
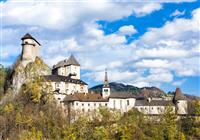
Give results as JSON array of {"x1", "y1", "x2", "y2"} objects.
[
  {"x1": 63, "y1": 92, "x2": 135, "y2": 102},
  {"x1": 173, "y1": 87, "x2": 186, "y2": 101},
  {"x1": 53, "y1": 55, "x2": 80, "y2": 69},
  {"x1": 43, "y1": 75, "x2": 87, "y2": 85},
  {"x1": 109, "y1": 92, "x2": 135, "y2": 99},
  {"x1": 21, "y1": 33, "x2": 41, "y2": 46},
  {"x1": 66, "y1": 55, "x2": 80, "y2": 66},
  {"x1": 135, "y1": 99, "x2": 174, "y2": 106}
]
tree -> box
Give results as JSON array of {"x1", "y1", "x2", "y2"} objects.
[
  {"x1": 0, "y1": 66, "x2": 7, "y2": 96},
  {"x1": 161, "y1": 106, "x2": 178, "y2": 140}
]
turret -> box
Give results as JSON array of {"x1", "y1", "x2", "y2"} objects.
[
  {"x1": 173, "y1": 87, "x2": 188, "y2": 115},
  {"x1": 21, "y1": 33, "x2": 41, "y2": 66},
  {"x1": 102, "y1": 69, "x2": 110, "y2": 98}
]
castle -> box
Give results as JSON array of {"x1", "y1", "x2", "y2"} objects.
[{"x1": 20, "y1": 33, "x2": 188, "y2": 115}]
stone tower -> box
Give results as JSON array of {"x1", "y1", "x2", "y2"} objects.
[
  {"x1": 102, "y1": 69, "x2": 110, "y2": 98},
  {"x1": 21, "y1": 33, "x2": 41, "y2": 66},
  {"x1": 173, "y1": 87, "x2": 188, "y2": 115}
]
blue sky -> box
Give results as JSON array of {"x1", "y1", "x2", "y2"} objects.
[{"x1": 1, "y1": 0, "x2": 200, "y2": 96}]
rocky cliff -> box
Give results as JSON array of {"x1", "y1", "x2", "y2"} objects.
[{"x1": 10, "y1": 57, "x2": 51, "y2": 95}]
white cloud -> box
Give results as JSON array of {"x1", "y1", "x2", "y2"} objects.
[
  {"x1": 134, "y1": 59, "x2": 171, "y2": 68},
  {"x1": 1, "y1": 1, "x2": 199, "y2": 89},
  {"x1": 172, "y1": 79, "x2": 186, "y2": 86},
  {"x1": 170, "y1": 10, "x2": 185, "y2": 17},
  {"x1": 118, "y1": 25, "x2": 137, "y2": 35},
  {"x1": 2, "y1": 1, "x2": 163, "y2": 30},
  {"x1": 132, "y1": 2, "x2": 162, "y2": 17},
  {"x1": 135, "y1": 47, "x2": 190, "y2": 59},
  {"x1": 147, "y1": 68, "x2": 173, "y2": 83},
  {"x1": 83, "y1": 70, "x2": 138, "y2": 83}
]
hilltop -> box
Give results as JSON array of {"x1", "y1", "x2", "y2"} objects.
[{"x1": 90, "y1": 82, "x2": 200, "y2": 100}]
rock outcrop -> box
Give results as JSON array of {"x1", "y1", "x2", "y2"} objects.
[{"x1": 10, "y1": 57, "x2": 51, "y2": 95}]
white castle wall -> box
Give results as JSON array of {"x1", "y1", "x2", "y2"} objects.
[
  {"x1": 51, "y1": 81, "x2": 88, "y2": 95},
  {"x1": 177, "y1": 100, "x2": 187, "y2": 115},
  {"x1": 135, "y1": 106, "x2": 176, "y2": 115},
  {"x1": 66, "y1": 65, "x2": 80, "y2": 79},
  {"x1": 67, "y1": 98, "x2": 135, "y2": 113},
  {"x1": 57, "y1": 65, "x2": 80, "y2": 79}
]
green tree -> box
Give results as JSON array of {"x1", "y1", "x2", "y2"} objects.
[
  {"x1": 19, "y1": 127, "x2": 42, "y2": 140},
  {"x1": 162, "y1": 106, "x2": 178, "y2": 140},
  {"x1": 0, "y1": 66, "x2": 7, "y2": 96}
]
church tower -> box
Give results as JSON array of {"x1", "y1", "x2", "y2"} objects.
[
  {"x1": 102, "y1": 69, "x2": 110, "y2": 98},
  {"x1": 21, "y1": 33, "x2": 41, "y2": 66}
]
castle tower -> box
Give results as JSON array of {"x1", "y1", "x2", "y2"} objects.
[
  {"x1": 21, "y1": 33, "x2": 41, "y2": 66},
  {"x1": 173, "y1": 87, "x2": 188, "y2": 115},
  {"x1": 65, "y1": 55, "x2": 80, "y2": 79},
  {"x1": 102, "y1": 69, "x2": 110, "y2": 98}
]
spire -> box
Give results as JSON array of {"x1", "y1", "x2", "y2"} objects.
[{"x1": 103, "y1": 69, "x2": 109, "y2": 88}]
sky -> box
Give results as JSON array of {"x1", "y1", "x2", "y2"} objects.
[{"x1": 0, "y1": 0, "x2": 200, "y2": 96}]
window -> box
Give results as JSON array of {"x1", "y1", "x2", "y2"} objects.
[
  {"x1": 105, "y1": 103, "x2": 107, "y2": 106},
  {"x1": 82, "y1": 103, "x2": 84, "y2": 106},
  {"x1": 127, "y1": 100, "x2": 129, "y2": 105},
  {"x1": 55, "y1": 82, "x2": 60, "y2": 87},
  {"x1": 94, "y1": 103, "x2": 96, "y2": 106},
  {"x1": 58, "y1": 98, "x2": 61, "y2": 100},
  {"x1": 88, "y1": 103, "x2": 90, "y2": 106},
  {"x1": 82, "y1": 109, "x2": 84, "y2": 112},
  {"x1": 152, "y1": 107, "x2": 153, "y2": 110},
  {"x1": 76, "y1": 103, "x2": 78, "y2": 106},
  {"x1": 72, "y1": 102, "x2": 74, "y2": 106},
  {"x1": 99, "y1": 103, "x2": 102, "y2": 106}
]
